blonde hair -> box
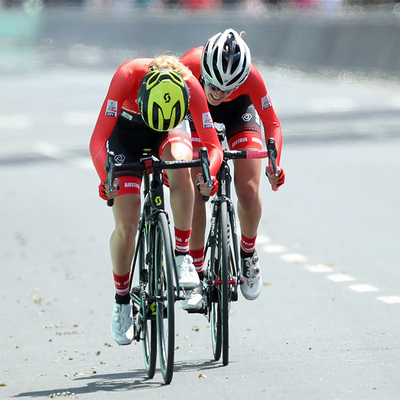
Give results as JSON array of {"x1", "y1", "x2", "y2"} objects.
[{"x1": 149, "y1": 55, "x2": 192, "y2": 80}]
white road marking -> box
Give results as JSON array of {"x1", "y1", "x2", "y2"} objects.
[
  {"x1": 377, "y1": 296, "x2": 400, "y2": 304},
  {"x1": 260, "y1": 244, "x2": 399, "y2": 304},
  {"x1": 305, "y1": 264, "x2": 333, "y2": 273},
  {"x1": 349, "y1": 284, "x2": 379, "y2": 293},
  {"x1": 328, "y1": 274, "x2": 355, "y2": 282}
]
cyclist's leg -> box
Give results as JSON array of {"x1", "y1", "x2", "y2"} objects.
[
  {"x1": 110, "y1": 193, "x2": 141, "y2": 278},
  {"x1": 158, "y1": 120, "x2": 194, "y2": 234},
  {"x1": 224, "y1": 99, "x2": 263, "y2": 243},
  {"x1": 225, "y1": 100, "x2": 263, "y2": 300},
  {"x1": 178, "y1": 160, "x2": 206, "y2": 310},
  {"x1": 106, "y1": 113, "x2": 151, "y2": 344},
  {"x1": 184, "y1": 136, "x2": 207, "y2": 309},
  {"x1": 106, "y1": 115, "x2": 146, "y2": 284},
  {"x1": 233, "y1": 152, "x2": 262, "y2": 243},
  {"x1": 188, "y1": 122, "x2": 207, "y2": 276},
  {"x1": 158, "y1": 119, "x2": 199, "y2": 289}
]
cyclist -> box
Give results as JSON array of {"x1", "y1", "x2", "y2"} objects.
[
  {"x1": 180, "y1": 29, "x2": 285, "y2": 310},
  {"x1": 89, "y1": 56, "x2": 223, "y2": 345}
]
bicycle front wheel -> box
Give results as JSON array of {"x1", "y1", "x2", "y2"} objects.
[
  {"x1": 210, "y1": 296, "x2": 222, "y2": 361},
  {"x1": 218, "y1": 201, "x2": 230, "y2": 366},
  {"x1": 205, "y1": 211, "x2": 221, "y2": 361},
  {"x1": 154, "y1": 213, "x2": 175, "y2": 384},
  {"x1": 137, "y1": 227, "x2": 157, "y2": 379}
]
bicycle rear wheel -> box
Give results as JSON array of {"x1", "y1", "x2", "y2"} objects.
[
  {"x1": 154, "y1": 213, "x2": 175, "y2": 384},
  {"x1": 137, "y1": 228, "x2": 157, "y2": 379}
]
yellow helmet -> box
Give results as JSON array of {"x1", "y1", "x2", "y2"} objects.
[{"x1": 138, "y1": 68, "x2": 190, "y2": 132}]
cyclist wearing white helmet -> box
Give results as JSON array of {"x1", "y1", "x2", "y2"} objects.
[
  {"x1": 90, "y1": 55, "x2": 223, "y2": 345},
  {"x1": 201, "y1": 28, "x2": 252, "y2": 92},
  {"x1": 180, "y1": 29, "x2": 285, "y2": 310}
]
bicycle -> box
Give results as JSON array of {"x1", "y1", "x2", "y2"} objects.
[
  {"x1": 105, "y1": 148, "x2": 211, "y2": 384},
  {"x1": 190, "y1": 128, "x2": 279, "y2": 366}
]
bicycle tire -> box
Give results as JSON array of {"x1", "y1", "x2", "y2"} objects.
[
  {"x1": 206, "y1": 206, "x2": 222, "y2": 361},
  {"x1": 154, "y1": 213, "x2": 175, "y2": 384},
  {"x1": 210, "y1": 299, "x2": 222, "y2": 361},
  {"x1": 137, "y1": 227, "x2": 157, "y2": 379},
  {"x1": 219, "y1": 201, "x2": 230, "y2": 366},
  {"x1": 226, "y1": 202, "x2": 240, "y2": 304}
]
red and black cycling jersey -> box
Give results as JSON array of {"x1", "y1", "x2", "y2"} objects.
[
  {"x1": 89, "y1": 58, "x2": 223, "y2": 182},
  {"x1": 180, "y1": 47, "x2": 283, "y2": 165}
]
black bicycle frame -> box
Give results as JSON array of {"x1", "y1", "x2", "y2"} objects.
[{"x1": 216, "y1": 159, "x2": 240, "y2": 279}]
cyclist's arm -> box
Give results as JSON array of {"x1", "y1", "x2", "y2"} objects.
[
  {"x1": 89, "y1": 59, "x2": 149, "y2": 181},
  {"x1": 180, "y1": 47, "x2": 203, "y2": 78},
  {"x1": 241, "y1": 65, "x2": 283, "y2": 166},
  {"x1": 186, "y1": 75, "x2": 223, "y2": 176}
]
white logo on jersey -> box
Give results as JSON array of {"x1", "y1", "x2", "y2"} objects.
[
  {"x1": 241, "y1": 113, "x2": 252, "y2": 122},
  {"x1": 114, "y1": 154, "x2": 125, "y2": 163},
  {"x1": 252, "y1": 137, "x2": 262, "y2": 146},
  {"x1": 261, "y1": 94, "x2": 272, "y2": 110},
  {"x1": 121, "y1": 111, "x2": 132, "y2": 120},
  {"x1": 202, "y1": 112, "x2": 214, "y2": 129},
  {"x1": 106, "y1": 100, "x2": 118, "y2": 117},
  {"x1": 124, "y1": 182, "x2": 140, "y2": 189},
  {"x1": 232, "y1": 137, "x2": 248, "y2": 148}
]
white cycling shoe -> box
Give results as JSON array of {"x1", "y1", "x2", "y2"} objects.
[
  {"x1": 181, "y1": 283, "x2": 203, "y2": 311},
  {"x1": 240, "y1": 250, "x2": 262, "y2": 300},
  {"x1": 111, "y1": 303, "x2": 134, "y2": 345},
  {"x1": 176, "y1": 254, "x2": 199, "y2": 290}
]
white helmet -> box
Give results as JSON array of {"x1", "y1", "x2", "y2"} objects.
[{"x1": 201, "y1": 28, "x2": 252, "y2": 92}]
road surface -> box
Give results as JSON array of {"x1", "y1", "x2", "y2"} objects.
[{"x1": 1, "y1": 64, "x2": 399, "y2": 399}]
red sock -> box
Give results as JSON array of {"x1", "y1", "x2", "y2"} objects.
[
  {"x1": 113, "y1": 271, "x2": 130, "y2": 297},
  {"x1": 241, "y1": 234, "x2": 257, "y2": 254},
  {"x1": 190, "y1": 248, "x2": 204, "y2": 274},
  {"x1": 175, "y1": 227, "x2": 192, "y2": 254}
]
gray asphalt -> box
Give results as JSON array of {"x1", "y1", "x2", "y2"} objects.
[{"x1": 1, "y1": 63, "x2": 399, "y2": 399}]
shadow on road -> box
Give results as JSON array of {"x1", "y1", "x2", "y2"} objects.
[{"x1": 11, "y1": 359, "x2": 225, "y2": 397}]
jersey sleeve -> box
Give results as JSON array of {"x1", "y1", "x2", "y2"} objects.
[
  {"x1": 186, "y1": 75, "x2": 223, "y2": 176},
  {"x1": 89, "y1": 61, "x2": 142, "y2": 181},
  {"x1": 180, "y1": 47, "x2": 203, "y2": 79},
  {"x1": 245, "y1": 65, "x2": 283, "y2": 165}
]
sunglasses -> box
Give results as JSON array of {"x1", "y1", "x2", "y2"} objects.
[{"x1": 204, "y1": 79, "x2": 236, "y2": 95}]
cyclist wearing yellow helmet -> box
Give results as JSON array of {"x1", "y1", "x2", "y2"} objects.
[
  {"x1": 138, "y1": 68, "x2": 190, "y2": 132},
  {"x1": 90, "y1": 55, "x2": 223, "y2": 345}
]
